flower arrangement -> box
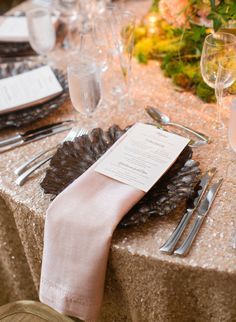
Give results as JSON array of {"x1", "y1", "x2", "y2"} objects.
[{"x1": 134, "y1": 0, "x2": 236, "y2": 102}]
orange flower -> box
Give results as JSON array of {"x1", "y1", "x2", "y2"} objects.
[{"x1": 159, "y1": 0, "x2": 190, "y2": 27}]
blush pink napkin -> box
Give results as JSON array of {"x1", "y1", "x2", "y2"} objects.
[{"x1": 39, "y1": 139, "x2": 145, "y2": 321}]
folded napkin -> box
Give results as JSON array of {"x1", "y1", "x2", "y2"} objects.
[
  {"x1": 39, "y1": 136, "x2": 145, "y2": 321},
  {"x1": 0, "y1": 16, "x2": 58, "y2": 43},
  {"x1": 0, "y1": 17, "x2": 28, "y2": 43}
]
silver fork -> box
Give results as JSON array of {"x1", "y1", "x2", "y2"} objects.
[
  {"x1": 15, "y1": 127, "x2": 88, "y2": 186},
  {"x1": 15, "y1": 127, "x2": 81, "y2": 175}
]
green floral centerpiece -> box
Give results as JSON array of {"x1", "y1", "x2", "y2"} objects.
[{"x1": 134, "y1": 0, "x2": 236, "y2": 102}]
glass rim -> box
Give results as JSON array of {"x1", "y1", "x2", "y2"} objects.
[
  {"x1": 116, "y1": 10, "x2": 136, "y2": 24},
  {"x1": 26, "y1": 7, "x2": 51, "y2": 16},
  {"x1": 205, "y1": 32, "x2": 236, "y2": 46},
  {"x1": 106, "y1": 6, "x2": 136, "y2": 22},
  {"x1": 67, "y1": 60, "x2": 98, "y2": 76}
]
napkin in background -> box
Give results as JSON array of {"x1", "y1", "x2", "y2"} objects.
[
  {"x1": 0, "y1": 15, "x2": 58, "y2": 43},
  {"x1": 0, "y1": 17, "x2": 28, "y2": 42}
]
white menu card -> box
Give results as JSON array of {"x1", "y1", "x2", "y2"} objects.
[
  {"x1": 96, "y1": 123, "x2": 190, "y2": 192},
  {"x1": 0, "y1": 16, "x2": 57, "y2": 43},
  {"x1": 0, "y1": 65, "x2": 63, "y2": 114},
  {"x1": 0, "y1": 17, "x2": 28, "y2": 42}
]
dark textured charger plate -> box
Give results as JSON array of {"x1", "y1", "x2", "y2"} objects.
[
  {"x1": 41, "y1": 125, "x2": 201, "y2": 228},
  {"x1": 0, "y1": 18, "x2": 66, "y2": 58},
  {"x1": 0, "y1": 41, "x2": 34, "y2": 57},
  {"x1": 0, "y1": 61, "x2": 69, "y2": 130}
]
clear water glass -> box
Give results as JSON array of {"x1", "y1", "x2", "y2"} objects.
[
  {"x1": 26, "y1": 7, "x2": 56, "y2": 58},
  {"x1": 67, "y1": 59, "x2": 102, "y2": 117}
]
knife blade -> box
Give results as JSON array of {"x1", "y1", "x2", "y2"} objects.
[
  {"x1": 0, "y1": 122, "x2": 74, "y2": 153},
  {"x1": 174, "y1": 178, "x2": 223, "y2": 256},
  {"x1": 0, "y1": 120, "x2": 74, "y2": 148},
  {"x1": 160, "y1": 167, "x2": 217, "y2": 254}
]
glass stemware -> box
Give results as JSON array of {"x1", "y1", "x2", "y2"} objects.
[
  {"x1": 26, "y1": 7, "x2": 56, "y2": 61},
  {"x1": 80, "y1": 17, "x2": 112, "y2": 73},
  {"x1": 107, "y1": 9, "x2": 136, "y2": 104},
  {"x1": 67, "y1": 58, "x2": 102, "y2": 124},
  {"x1": 200, "y1": 32, "x2": 236, "y2": 129},
  {"x1": 215, "y1": 56, "x2": 236, "y2": 151},
  {"x1": 53, "y1": 0, "x2": 79, "y2": 50}
]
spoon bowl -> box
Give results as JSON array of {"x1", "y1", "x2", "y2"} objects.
[{"x1": 145, "y1": 106, "x2": 211, "y2": 144}]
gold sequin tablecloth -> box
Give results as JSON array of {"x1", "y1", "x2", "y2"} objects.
[{"x1": 0, "y1": 1, "x2": 236, "y2": 321}]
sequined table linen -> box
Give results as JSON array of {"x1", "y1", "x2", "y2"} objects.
[{"x1": 0, "y1": 1, "x2": 236, "y2": 321}]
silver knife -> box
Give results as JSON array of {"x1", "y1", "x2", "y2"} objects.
[
  {"x1": 160, "y1": 167, "x2": 216, "y2": 254},
  {"x1": 174, "y1": 178, "x2": 223, "y2": 256},
  {"x1": 0, "y1": 120, "x2": 74, "y2": 148},
  {"x1": 0, "y1": 121, "x2": 74, "y2": 153}
]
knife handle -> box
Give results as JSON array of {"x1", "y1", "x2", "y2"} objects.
[
  {"x1": 15, "y1": 145, "x2": 58, "y2": 175},
  {"x1": 174, "y1": 216, "x2": 203, "y2": 256},
  {"x1": 0, "y1": 140, "x2": 23, "y2": 153},
  {"x1": 160, "y1": 211, "x2": 192, "y2": 254},
  {"x1": 15, "y1": 155, "x2": 53, "y2": 186},
  {"x1": 0, "y1": 135, "x2": 21, "y2": 147}
]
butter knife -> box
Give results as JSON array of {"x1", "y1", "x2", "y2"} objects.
[
  {"x1": 174, "y1": 178, "x2": 223, "y2": 256},
  {"x1": 0, "y1": 121, "x2": 74, "y2": 153},
  {"x1": 160, "y1": 167, "x2": 216, "y2": 254},
  {"x1": 0, "y1": 120, "x2": 74, "y2": 148}
]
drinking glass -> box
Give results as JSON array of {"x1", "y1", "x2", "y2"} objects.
[
  {"x1": 80, "y1": 17, "x2": 112, "y2": 73},
  {"x1": 26, "y1": 7, "x2": 56, "y2": 60},
  {"x1": 200, "y1": 32, "x2": 236, "y2": 129},
  {"x1": 67, "y1": 58, "x2": 102, "y2": 119},
  {"x1": 53, "y1": 0, "x2": 79, "y2": 49},
  {"x1": 108, "y1": 9, "x2": 136, "y2": 102},
  {"x1": 215, "y1": 56, "x2": 236, "y2": 151}
]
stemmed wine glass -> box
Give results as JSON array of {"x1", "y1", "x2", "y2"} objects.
[
  {"x1": 200, "y1": 32, "x2": 236, "y2": 129},
  {"x1": 80, "y1": 16, "x2": 112, "y2": 73},
  {"x1": 215, "y1": 55, "x2": 236, "y2": 248},
  {"x1": 107, "y1": 9, "x2": 136, "y2": 104},
  {"x1": 26, "y1": 7, "x2": 56, "y2": 62},
  {"x1": 53, "y1": 0, "x2": 79, "y2": 50},
  {"x1": 215, "y1": 56, "x2": 236, "y2": 150}
]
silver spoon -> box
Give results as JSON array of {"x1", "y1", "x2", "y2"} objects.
[{"x1": 145, "y1": 106, "x2": 211, "y2": 144}]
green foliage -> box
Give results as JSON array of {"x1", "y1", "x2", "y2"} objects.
[
  {"x1": 134, "y1": 38, "x2": 154, "y2": 63},
  {"x1": 208, "y1": 0, "x2": 236, "y2": 31},
  {"x1": 150, "y1": 0, "x2": 160, "y2": 12},
  {"x1": 134, "y1": 1, "x2": 235, "y2": 102},
  {"x1": 196, "y1": 82, "x2": 216, "y2": 103}
]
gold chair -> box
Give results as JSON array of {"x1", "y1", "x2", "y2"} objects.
[{"x1": 0, "y1": 300, "x2": 74, "y2": 321}]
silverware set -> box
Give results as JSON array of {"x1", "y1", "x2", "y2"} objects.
[
  {"x1": 14, "y1": 127, "x2": 88, "y2": 186},
  {"x1": 144, "y1": 107, "x2": 226, "y2": 254},
  {"x1": 160, "y1": 169, "x2": 223, "y2": 256},
  {"x1": 0, "y1": 103, "x2": 228, "y2": 252}
]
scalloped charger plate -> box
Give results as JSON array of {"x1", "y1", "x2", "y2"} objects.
[
  {"x1": 41, "y1": 125, "x2": 201, "y2": 228},
  {"x1": 0, "y1": 61, "x2": 69, "y2": 130}
]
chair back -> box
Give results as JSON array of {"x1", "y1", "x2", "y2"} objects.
[{"x1": 0, "y1": 300, "x2": 74, "y2": 321}]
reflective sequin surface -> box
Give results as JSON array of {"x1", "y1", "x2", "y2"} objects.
[{"x1": 0, "y1": 1, "x2": 236, "y2": 321}]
